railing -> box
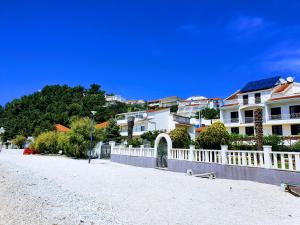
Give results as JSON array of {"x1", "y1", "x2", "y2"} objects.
[
  {"x1": 170, "y1": 145, "x2": 300, "y2": 172},
  {"x1": 173, "y1": 115, "x2": 190, "y2": 124},
  {"x1": 112, "y1": 145, "x2": 155, "y2": 158},
  {"x1": 269, "y1": 113, "x2": 300, "y2": 120},
  {"x1": 244, "y1": 117, "x2": 254, "y2": 123},
  {"x1": 255, "y1": 97, "x2": 261, "y2": 104}
]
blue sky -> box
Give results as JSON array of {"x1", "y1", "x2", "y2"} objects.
[{"x1": 1, "y1": 0, "x2": 300, "y2": 105}]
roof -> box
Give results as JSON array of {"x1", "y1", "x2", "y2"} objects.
[
  {"x1": 221, "y1": 103, "x2": 239, "y2": 107},
  {"x1": 95, "y1": 121, "x2": 109, "y2": 129},
  {"x1": 240, "y1": 76, "x2": 280, "y2": 93},
  {"x1": 225, "y1": 90, "x2": 240, "y2": 100},
  {"x1": 273, "y1": 83, "x2": 291, "y2": 93},
  {"x1": 55, "y1": 124, "x2": 71, "y2": 132},
  {"x1": 270, "y1": 94, "x2": 300, "y2": 101}
]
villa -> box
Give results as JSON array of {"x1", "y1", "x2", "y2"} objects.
[
  {"x1": 148, "y1": 96, "x2": 182, "y2": 109},
  {"x1": 116, "y1": 108, "x2": 196, "y2": 140},
  {"x1": 220, "y1": 76, "x2": 300, "y2": 136}
]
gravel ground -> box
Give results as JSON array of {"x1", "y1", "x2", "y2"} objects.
[{"x1": 0, "y1": 149, "x2": 300, "y2": 225}]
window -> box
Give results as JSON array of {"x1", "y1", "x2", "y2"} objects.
[
  {"x1": 231, "y1": 127, "x2": 239, "y2": 134},
  {"x1": 245, "y1": 126, "x2": 254, "y2": 136},
  {"x1": 270, "y1": 107, "x2": 282, "y2": 120},
  {"x1": 291, "y1": 124, "x2": 300, "y2": 135},
  {"x1": 272, "y1": 125, "x2": 283, "y2": 135},
  {"x1": 255, "y1": 93, "x2": 261, "y2": 103},
  {"x1": 141, "y1": 126, "x2": 145, "y2": 132},
  {"x1": 290, "y1": 105, "x2": 300, "y2": 119},
  {"x1": 244, "y1": 110, "x2": 254, "y2": 123},
  {"x1": 230, "y1": 111, "x2": 239, "y2": 123},
  {"x1": 243, "y1": 95, "x2": 249, "y2": 105}
]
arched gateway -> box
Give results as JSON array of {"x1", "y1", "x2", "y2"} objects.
[{"x1": 154, "y1": 133, "x2": 172, "y2": 168}]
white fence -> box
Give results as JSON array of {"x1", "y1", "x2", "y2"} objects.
[
  {"x1": 110, "y1": 141, "x2": 300, "y2": 172},
  {"x1": 170, "y1": 145, "x2": 300, "y2": 172},
  {"x1": 111, "y1": 145, "x2": 156, "y2": 158}
]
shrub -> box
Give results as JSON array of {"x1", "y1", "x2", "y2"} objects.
[
  {"x1": 169, "y1": 127, "x2": 191, "y2": 148},
  {"x1": 104, "y1": 119, "x2": 122, "y2": 143},
  {"x1": 127, "y1": 138, "x2": 142, "y2": 147},
  {"x1": 66, "y1": 117, "x2": 105, "y2": 158},
  {"x1": 140, "y1": 130, "x2": 163, "y2": 147},
  {"x1": 12, "y1": 134, "x2": 27, "y2": 149},
  {"x1": 263, "y1": 135, "x2": 283, "y2": 151},
  {"x1": 196, "y1": 122, "x2": 230, "y2": 149},
  {"x1": 32, "y1": 131, "x2": 59, "y2": 154},
  {"x1": 292, "y1": 141, "x2": 300, "y2": 152},
  {"x1": 57, "y1": 132, "x2": 70, "y2": 154}
]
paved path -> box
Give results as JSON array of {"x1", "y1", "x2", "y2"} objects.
[{"x1": 0, "y1": 149, "x2": 300, "y2": 225}]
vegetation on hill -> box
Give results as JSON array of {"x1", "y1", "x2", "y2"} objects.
[{"x1": 0, "y1": 84, "x2": 132, "y2": 141}]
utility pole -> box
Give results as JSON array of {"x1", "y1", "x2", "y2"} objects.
[{"x1": 88, "y1": 111, "x2": 97, "y2": 164}]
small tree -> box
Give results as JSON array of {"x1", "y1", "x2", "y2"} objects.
[
  {"x1": 169, "y1": 127, "x2": 191, "y2": 148},
  {"x1": 196, "y1": 122, "x2": 230, "y2": 149},
  {"x1": 140, "y1": 130, "x2": 163, "y2": 147},
  {"x1": 12, "y1": 135, "x2": 27, "y2": 149},
  {"x1": 104, "y1": 119, "x2": 122, "y2": 143},
  {"x1": 196, "y1": 108, "x2": 220, "y2": 120}
]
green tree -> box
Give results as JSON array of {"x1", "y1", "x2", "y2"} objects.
[
  {"x1": 169, "y1": 127, "x2": 191, "y2": 148},
  {"x1": 140, "y1": 130, "x2": 163, "y2": 147},
  {"x1": 104, "y1": 119, "x2": 122, "y2": 143},
  {"x1": 196, "y1": 108, "x2": 220, "y2": 120},
  {"x1": 31, "y1": 131, "x2": 59, "y2": 154},
  {"x1": 196, "y1": 122, "x2": 230, "y2": 149},
  {"x1": 11, "y1": 134, "x2": 27, "y2": 149}
]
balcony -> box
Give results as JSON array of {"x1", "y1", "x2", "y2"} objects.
[
  {"x1": 173, "y1": 114, "x2": 190, "y2": 124},
  {"x1": 269, "y1": 113, "x2": 300, "y2": 120},
  {"x1": 231, "y1": 118, "x2": 239, "y2": 123},
  {"x1": 255, "y1": 97, "x2": 261, "y2": 104},
  {"x1": 244, "y1": 117, "x2": 254, "y2": 123}
]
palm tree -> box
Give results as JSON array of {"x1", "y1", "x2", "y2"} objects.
[
  {"x1": 254, "y1": 108, "x2": 263, "y2": 150},
  {"x1": 127, "y1": 116, "x2": 135, "y2": 140}
]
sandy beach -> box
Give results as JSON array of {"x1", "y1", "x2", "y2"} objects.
[{"x1": 0, "y1": 149, "x2": 299, "y2": 225}]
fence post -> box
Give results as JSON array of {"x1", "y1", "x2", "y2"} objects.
[
  {"x1": 140, "y1": 145, "x2": 144, "y2": 157},
  {"x1": 129, "y1": 145, "x2": 133, "y2": 156},
  {"x1": 189, "y1": 145, "x2": 195, "y2": 161},
  {"x1": 109, "y1": 141, "x2": 115, "y2": 154},
  {"x1": 263, "y1": 145, "x2": 272, "y2": 169},
  {"x1": 221, "y1": 145, "x2": 228, "y2": 164}
]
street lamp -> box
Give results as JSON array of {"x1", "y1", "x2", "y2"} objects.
[{"x1": 88, "y1": 111, "x2": 97, "y2": 164}]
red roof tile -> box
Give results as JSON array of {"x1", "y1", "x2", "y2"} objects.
[{"x1": 55, "y1": 124, "x2": 71, "y2": 132}]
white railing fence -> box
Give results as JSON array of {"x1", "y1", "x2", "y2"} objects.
[
  {"x1": 111, "y1": 143, "x2": 155, "y2": 158},
  {"x1": 170, "y1": 145, "x2": 300, "y2": 172},
  {"x1": 109, "y1": 140, "x2": 300, "y2": 172}
]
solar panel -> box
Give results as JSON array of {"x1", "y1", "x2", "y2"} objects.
[{"x1": 240, "y1": 76, "x2": 281, "y2": 93}]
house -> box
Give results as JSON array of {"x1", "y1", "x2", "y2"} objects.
[
  {"x1": 220, "y1": 76, "x2": 300, "y2": 136},
  {"x1": 126, "y1": 99, "x2": 146, "y2": 105},
  {"x1": 148, "y1": 96, "x2": 182, "y2": 109},
  {"x1": 116, "y1": 108, "x2": 196, "y2": 140},
  {"x1": 105, "y1": 95, "x2": 126, "y2": 103},
  {"x1": 177, "y1": 96, "x2": 222, "y2": 126}
]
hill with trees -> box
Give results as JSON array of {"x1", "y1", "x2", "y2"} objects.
[{"x1": 0, "y1": 84, "x2": 132, "y2": 141}]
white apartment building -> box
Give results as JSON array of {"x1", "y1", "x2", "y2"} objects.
[
  {"x1": 220, "y1": 76, "x2": 300, "y2": 136},
  {"x1": 177, "y1": 96, "x2": 222, "y2": 127},
  {"x1": 148, "y1": 96, "x2": 182, "y2": 108},
  {"x1": 105, "y1": 95, "x2": 126, "y2": 103},
  {"x1": 116, "y1": 108, "x2": 195, "y2": 140}
]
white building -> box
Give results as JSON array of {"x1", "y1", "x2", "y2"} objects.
[
  {"x1": 177, "y1": 96, "x2": 222, "y2": 127},
  {"x1": 116, "y1": 108, "x2": 196, "y2": 140},
  {"x1": 148, "y1": 96, "x2": 182, "y2": 108},
  {"x1": 220, "y1": 76, "x2": 300, "y2": 136},
  {"x1": 105, "y1": 95, "x2": 126, "y2": 103}
]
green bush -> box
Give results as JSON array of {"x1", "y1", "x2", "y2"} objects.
[
  {"x1": 66, "y1": 117, "x2": 105, "y2": 158},
  {"x1": 263, "y1": 135, "x2": 283, "y2": 151},
  {"x1": 169, "y1": 127, "x2": 191, "y2": 148},
  {"x1": 57, "y1": 132, "x2": 70, "y2": 154},
  {"x1": 140, "y1": 130, "x2": 163, "y2": 147},
  {"x1": 32, "y1": 131, "x2": 59, "y2": 154},
  {"x1": 127, "y1": 138, "x2": 142, "y2": 147},
  {"x1": 292, "y1": 141, "x2": 300, "y2": 152},
  {"x1": 196, "y1": 122, "x2": 230, "y2": 149},
  {"x1": 11, "y1": 134, "x2": 27, "y2": 149}
]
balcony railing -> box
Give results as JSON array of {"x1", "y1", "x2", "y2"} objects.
[
  {"x1": 231, "y1": 118, "x2": 239, "y2": 123},
  {"x1": 173, "y1": 115, "x2": 190, "y2": 124},
  {"x1": 243, "y1": 99, "x2": 249, "y2": 105},
  {"x1": 255, "y1": 97, "x2": 261, "y2": 104},
  {"x1": 244, "y1": 117, "x2": 254, "y2": 123},
  {"x1": 269, "y1": 113, "x2": 300, "y2": 120}
]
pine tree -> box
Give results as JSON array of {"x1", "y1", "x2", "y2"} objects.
[{"x1": 105, "y1": 119, "x2": 122, "y2": 143}]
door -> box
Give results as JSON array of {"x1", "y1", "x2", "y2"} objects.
[
  {"x1": 157, "y1": 138, "x2": 168, "y2": 168},
  {"x1": 100, "y1": 143, "x2": 111, "y2": 159}
]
